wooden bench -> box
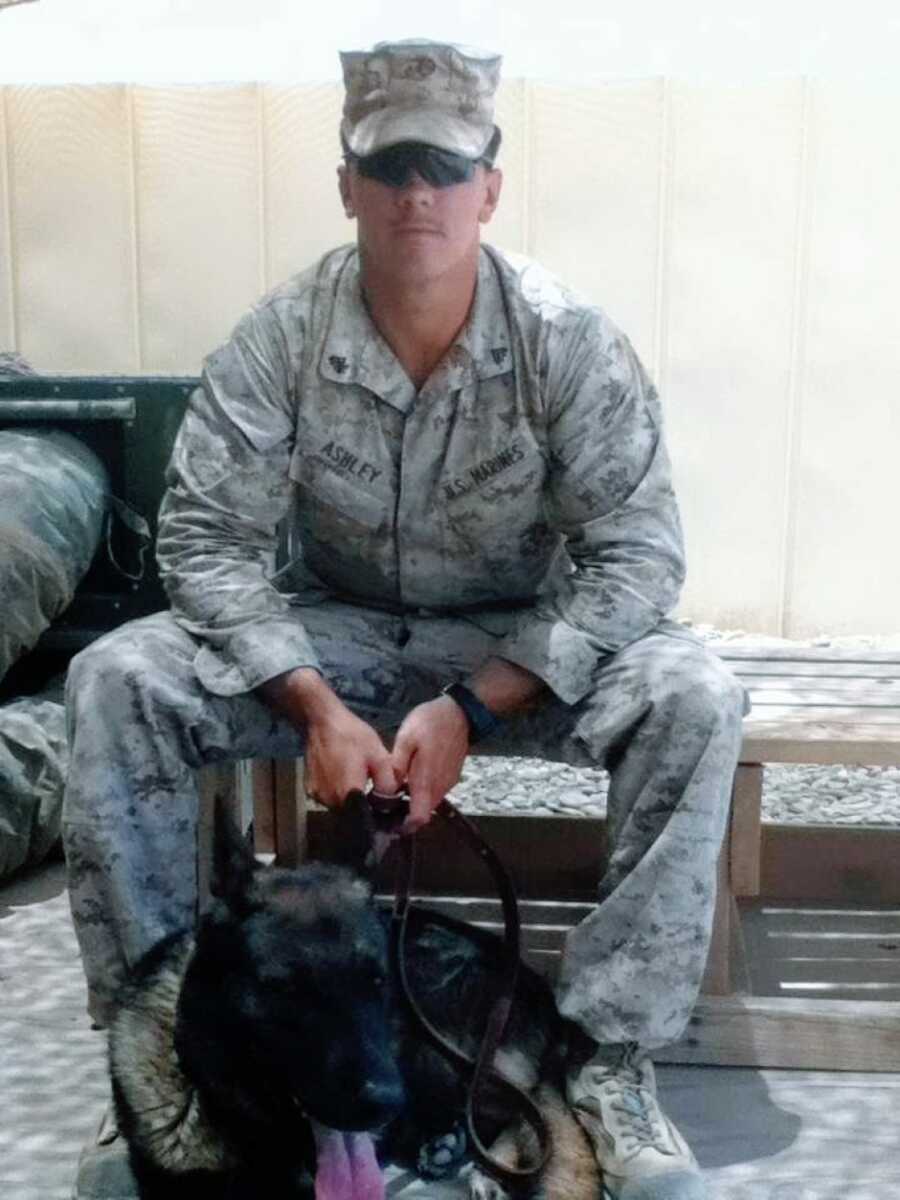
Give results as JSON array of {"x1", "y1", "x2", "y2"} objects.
[{"x1": 199, "y1": 645, "x2": 900, "y2": 1071}]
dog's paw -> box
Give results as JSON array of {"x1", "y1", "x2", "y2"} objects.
[
  {"x1": 416, "y1": 1124, "x2": 467, "y2": 1179},
  {"x1": 465, "y1": 1164, "x2": 511, "y2": 1200}
]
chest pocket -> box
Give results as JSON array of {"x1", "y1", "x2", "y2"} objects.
[
  {"x1": 288, "y1": 447, "x2": 389, "y2": 533},
  {"x1": 443, "y1": 440, "x2": 546, "y2": 510}
]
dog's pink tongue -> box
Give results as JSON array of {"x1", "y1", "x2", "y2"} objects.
[{"x1": 311, "y1": 1121, "x2": 384, "y2": 1200}]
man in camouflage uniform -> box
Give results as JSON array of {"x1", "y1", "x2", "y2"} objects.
[{"x1": 67, "y1": 39, "x2": 747, "y2": 1200}]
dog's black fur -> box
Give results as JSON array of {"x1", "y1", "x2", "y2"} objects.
[{"x1": 108, "y1": 795, "x2": 599, "y2": 1199}]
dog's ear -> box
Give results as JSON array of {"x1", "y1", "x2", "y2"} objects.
[{"x1": 210, "y1": 799, "x2": 259, "y2": 911}]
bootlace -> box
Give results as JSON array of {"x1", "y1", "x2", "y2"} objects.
[
  {"x1": 594, "y1": 1044, "x2": 674, "y2": 1159},
  {"x1": 610, "y1": 1083, "x2": 671, "y2": 1157}
]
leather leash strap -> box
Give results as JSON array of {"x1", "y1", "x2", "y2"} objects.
[{"x1": 379, "y1": 795, "x2": 552, "y2": 1188}]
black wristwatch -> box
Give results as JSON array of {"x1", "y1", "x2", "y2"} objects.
[{"x1": 441, "y1": 681, "x2": 504, "y2": 744}]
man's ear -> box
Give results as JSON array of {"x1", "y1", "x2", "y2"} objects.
[
  {"x1": 210, "y1": 800, "x2": 260, "y2": 911},
  {"x1": 338, "y1": 162, "x2": 356, "y2": 219},
  {"x1": 478, "y1": 167, "x2": 503, "y2": 225}
]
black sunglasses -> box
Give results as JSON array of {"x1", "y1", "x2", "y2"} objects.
[{"x1": 348, "y1": 142, "x2": 487, "y2": 189}]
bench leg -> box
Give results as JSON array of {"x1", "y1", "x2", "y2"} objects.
[
  {"x1": 730, "y1": 763, "x2": 763, "y2": 897},
  {"x1": 251, "y1": 759, "x2": 277, "y2": 856},
  {"x1": 701, "y1": 764, "x2": 763, "y2": 995},
  {"x1": 273, "y1": 758, "x2": 308, "y2": 868}
]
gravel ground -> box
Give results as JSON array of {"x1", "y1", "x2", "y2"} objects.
[{"x1": 450, "y1": 625, "x2": 900, "y2": 827}]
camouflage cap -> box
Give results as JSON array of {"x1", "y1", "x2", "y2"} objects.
[{"x1": 339, "y1": 38, "x2": 501, "y2": 160}]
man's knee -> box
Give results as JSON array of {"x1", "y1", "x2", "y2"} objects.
[
  {"x1": 66, "y1": 615, "x2": 195, "y2": 722},
  {"x1": 659, "y1": 647, "x2": 748, "y2": 735}
]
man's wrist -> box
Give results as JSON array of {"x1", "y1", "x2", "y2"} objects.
[
  {"x1": 440, "y1": 681, "x2": 504, "y2": 744},
  {"x1": 259, "y1": 667, "x2": 339, "y2": 724},
  {"x1": 465, "y1": 657, "x2": 549, "y2": 717}
]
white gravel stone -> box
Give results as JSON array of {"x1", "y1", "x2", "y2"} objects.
[{"x1": 449, "y1": 625, "x2": 900, "y2": 827}]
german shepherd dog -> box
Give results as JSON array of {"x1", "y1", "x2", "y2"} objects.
[{"x1": 108, "y1": 797, "x2": 599, "y2": 1200}]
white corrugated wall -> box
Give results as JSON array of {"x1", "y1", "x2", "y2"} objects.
[{"x1": 0, "y1": 79, "x2": 897, "y2": 637}]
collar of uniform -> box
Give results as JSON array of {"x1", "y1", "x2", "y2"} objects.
[
  {"x1": 320, "y1": 247, "x2": 512, "y2": 411},
  {"x1": 320, "y1": 249, "x2": 416, "y2": 412},
  {"x1": 442, "y1": 246, "x2": 513, "y2": 387}
]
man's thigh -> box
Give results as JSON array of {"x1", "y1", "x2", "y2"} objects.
[
  {"x1": 67, "y1": 602, "x2": 499, "y2": 762},
  {"x1": 487, "y1": 620, "x2": 746, "y2": 767}
]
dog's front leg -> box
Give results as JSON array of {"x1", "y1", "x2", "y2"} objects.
[
  {"x1": 466, "y1": 1082, "x2": 600, "y2": 1200},
  {"x1": 463, "y1": 1125, "x2": 522, "y2": 1200}
]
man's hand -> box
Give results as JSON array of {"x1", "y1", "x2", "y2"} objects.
[
  {"x1": 391, "y1": 657, "x2": 549, "y2": 832},
  {"x1": 258, "y1": 668, "x2": 398, "y2": 806},
  {"x1": 390, "y1": 696, "x2": 470, "y2": 832}
]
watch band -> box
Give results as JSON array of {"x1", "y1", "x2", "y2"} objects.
[{"x1": 441, "y1": 681, "x2": 503, "y2": 744}]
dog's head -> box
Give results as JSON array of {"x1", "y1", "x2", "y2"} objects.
[{"x1": 177, "y1": 800, "x2": 404, "y2": 1135}]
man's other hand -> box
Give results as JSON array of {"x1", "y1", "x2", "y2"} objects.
[
  {"x1": 258, "y1": 668, "x2": 398, "y2": 806},
  {"x1": 390, "y1": 697, "x2": 470, "y2": 832}
]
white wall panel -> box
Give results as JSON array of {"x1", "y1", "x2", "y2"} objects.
[
  {"x1": 529, "y1": 80, "x2": 665, "y2": 369},
  {"x1": 0, "y1": 90, "x2": 14, "y2": 350},
  {"x1": 787, "y1": 82, "x2": 900, "y2": 637},
  {"x1": 262, "y1": 83, "x2": 346, "y2": 289},
  {"x1": 665, "y1": 80, "x2": 806, "y2": 632},
  {"x1": 1, "y1": 79, "x2": 899, "y2": 635},
  {"x1": 4, "y1": 85, "x2": 136, "y2": 372},
  {"x1": 486, "y1": 78, "x2": 527, "y2": 255},
  {"x1": 134, "y1": 84, "x2": 261, "y2": 373}
]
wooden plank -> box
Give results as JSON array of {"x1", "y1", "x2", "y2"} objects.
[
  {"x1": 654, "y1": 995, "x2": 900, "y2": 1071},
  {"x1": 750, "y1": 904, "x2": 900, "y2": 935},
  {"x1": 741, "y1": 900, "x2": 900, "y2": 1001},
  {"x1": 744, "y1": 703, "x2": 900, "y2": 720},
  {"x1": 716, "y1": 646, "x2": 900, "y2": 664},
  {"x1": 311, "y1": 810, "x2": 606, "y2": 900},
  {"x1": 730, "y1": 764, "x2": 763, "y2": 897},
  {"x1": 251, "y1": 759, "x2": 276, "y2": 856},
  {"x1": 273, "y1": 759, "x2": 307, "y2": 868},
  {"x1": 741, "y1": 724, "x2": 900, "y2": 765},
  {"x1": 741, "y1": 682, "x2": 900, "y2": 706},
  {"x1": 773, "y1": 961, "x2": 900, "y2": 988},
  {"x1": 406, "y1": 896, "x2": 595, "y2": 926},
  {"x1": 307, "y1": 789, "x2": 900, "y2": 907},
  {"x1": 729, "y1": 659, "x2": 900, "y2": 679},
  {"x1": 761, "y1": 825, "x2": 900, "y2": 904},
  {"x1": 382, "y1": 900, "x2": 745, "y2": 996}
]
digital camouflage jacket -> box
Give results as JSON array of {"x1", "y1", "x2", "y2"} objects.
[{"x1": 156, "y1": 244, "x2": 685, "y2": 706}]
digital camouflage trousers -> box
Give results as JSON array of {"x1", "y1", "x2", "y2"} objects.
[{"x1": 62, "y1": 603, "x2": 747, "y2": 1048}]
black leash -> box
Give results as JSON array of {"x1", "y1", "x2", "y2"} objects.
[{"x1": 368, "y1": 791, "x2": 553, "y2": 1189}]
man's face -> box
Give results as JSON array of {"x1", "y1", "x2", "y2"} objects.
[{"x1": 338, "y1": 154, "x2": 502, "y2": 288}]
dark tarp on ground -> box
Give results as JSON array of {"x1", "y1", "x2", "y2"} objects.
[
  {"x1": 0, "y1": 429, "x2": 109, "y2": 682},
  {"x1": 0, "y1": 686, "x2": 66, "y2": 879},
  {"x1": 0, "y1": 355, "x2": 108, "y2": 878}
]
